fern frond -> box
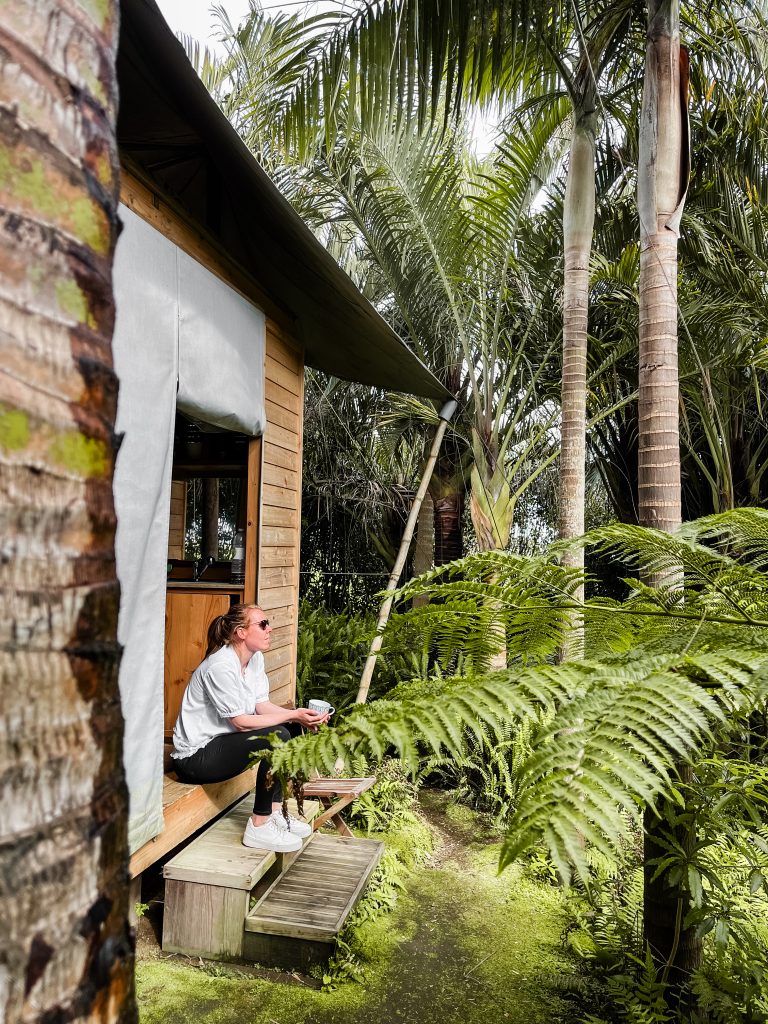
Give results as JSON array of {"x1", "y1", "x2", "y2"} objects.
[{"x1": 265, "y1": 642, "x2": 768, "y2": 884}]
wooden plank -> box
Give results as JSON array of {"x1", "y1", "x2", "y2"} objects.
[
  {"x1": 167, "y1": 479, "x2": 187, "y2": 560},
  {"x1": 245, "y1": 836, "x2": 383, "y2": 942},
  {"x1": 262, "y1": 643, "x2": 292, "y2": 672},
  {"x1": 262, "y1": 526, "x2": 297, "y2": 548},
  {"x1": 303, "y1": 782, "x2": 376, "y2": 798},
  {"x1": 263, "y1": 443, "x2": 299, "y2": 473},
  {"x1": 259, "y1": 585, "x2": 295, "y2": 611},
  {"x1": 266, "y1": 664, "x2": 292, "y2": 691},
  {"x1": 260, "y1": 546, "x2": 296, "y2": 568},
  {"x1": 163, "y1": 796, "x2": 318, "y2": 888},
  {"x1": 163, "y1": 879, "x2": 250, "y2": 959},
  {"x1": 262, "y1": 462, "x2": 299, "y2": 492},
  {"x1": 266, "y1": 326, "x2": 303, "y2": 371},
  {"x1": 278, "y1": 881, "x2": 351, "y2": 898},
  {"x1": 268, "y1": 682, "x2": 294, "y2": 708},
  {"x1": 259, "y1": 565, "x2": 297, "y2": 590},
  {"x1": 265, "y1": 398, "x2": 300, "y2": 435},
  {"x1": 262, "y1": 504, "x2": 296, "y2": 528},
  {"x1": 278, "y1": 876, "x2": 357, "y2": 896},
  {"x1": 264, "y1": 421, "x2": 299, "y2": 453},
  {"x1": 264, "y1": 378, "x2": 303, "y2": 413},
  {"x1": 264, "y1": 643, "x2": 293, "y2": 674},
  {"x1": 129, "y1": 770, "x2": 257, "y2": 877},
  {"x1": 244, "y1": 437, "x2": 261, "y2": 605},
  {"x1": 265, "y1": 359, "x2": 302, "y2": 398},
  {"x1": 263, "y1": 483, "x2": 299, "y2": 510}
]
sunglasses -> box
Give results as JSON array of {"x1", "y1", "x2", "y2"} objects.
[{"x1": 252, "y1": 618, "x2": 270, "y2": 630}]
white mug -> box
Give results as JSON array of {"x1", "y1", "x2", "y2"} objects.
[{"x1": 308, "y1": 698, "x2": 335, "y2": 716}]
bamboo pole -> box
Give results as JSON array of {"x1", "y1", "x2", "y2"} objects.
[{"x1": 355, "y1": 399, "x2": 458, "y2": 704}]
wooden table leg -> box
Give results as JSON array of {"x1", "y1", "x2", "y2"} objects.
[{"x1": 313, "y1": 795, "x2": 355, "y2": 837}]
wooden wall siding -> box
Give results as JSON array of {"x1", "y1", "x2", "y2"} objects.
[
  {"x1": 168, "y1": 480, "x2": 186, "y2": 558},
  {"x1": 261, "y1": 321, "x2": 303, "y2": 706}
]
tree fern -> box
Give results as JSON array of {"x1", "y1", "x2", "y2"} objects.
[{"x1": 261, "y1": 510, "x2": 768, "y2": 890}]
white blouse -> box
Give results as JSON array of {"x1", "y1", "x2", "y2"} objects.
[{"x1": 171, "y1": 645, "x2": 270, "y2": 759}]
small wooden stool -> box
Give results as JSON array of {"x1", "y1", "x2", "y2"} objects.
[{"x1": 302, "y1": 777, "x2": 376, "y2": 837}]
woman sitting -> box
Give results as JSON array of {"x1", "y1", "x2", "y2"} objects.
[{"x1": 171, "y1": 603, "x2": 328, "y2": 852}]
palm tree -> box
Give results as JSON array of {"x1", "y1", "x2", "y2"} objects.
[
  {"x1": 637, "y1": 0, "x2": 687, "y2": 536},
  {"x1": 0, "y1": 1, "x2": 134, "y2": 1021}
]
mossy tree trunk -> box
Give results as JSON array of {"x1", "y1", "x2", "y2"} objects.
[{"x1": 0, "y1": 1, "x2": 134, "y2": 1021}]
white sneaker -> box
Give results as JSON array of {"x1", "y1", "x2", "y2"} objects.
[
  {"x1": 270, "y1": 810, "x2": 312, "y2": 839},
  {"x1": 243, "y1": 817, "x2": 302, "y2": 852}
]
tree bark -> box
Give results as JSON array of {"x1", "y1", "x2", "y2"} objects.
[
  {"x1": 637, "y1": 0, "x2": 698, "y2": 988},
  {"x1": 0, "y1": 2, "x2": 134, "y2": 1021},
  {"x1": 558, "y1": 96, "x2": 597, "y2": 660},
  {"x1": 432, "y1": 490, "x2": 464, "y2": 565},
  {"x1": 637, "y1": 0, "x2": 688, "y2": 535}
]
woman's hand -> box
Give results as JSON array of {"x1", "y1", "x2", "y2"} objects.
[{"x1": 292, "y1": 707, "x2": 330, "y2": 730}]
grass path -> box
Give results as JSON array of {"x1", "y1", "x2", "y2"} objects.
[{"x1": 137, "y1": 793, "x2": 577, "y2": 1024}]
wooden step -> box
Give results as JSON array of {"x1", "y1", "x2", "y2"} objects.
[
  {"x1": 242, "y1": 834, "x2": 383, "y2": 970},
  {"x1": 162, "y1": 796, "x2": 319, "y2": 960},
  {"x1": 163, "y1": 795, "x2": 319, "y2": 889}
]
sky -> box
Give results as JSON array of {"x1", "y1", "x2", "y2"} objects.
[{"x1": 155, "y1": 0, "x2": 333, "y2": 49}]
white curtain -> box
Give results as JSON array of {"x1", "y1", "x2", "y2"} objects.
[
  {"x1": 112, "y1": 206, "x2": 266, "y2": 853},
  {"x1": 177, "y1": 248, "x2": 266, "y2": 436},
  {"x1": 113, "y1": 206, "x2": 177, "y2": 852}
]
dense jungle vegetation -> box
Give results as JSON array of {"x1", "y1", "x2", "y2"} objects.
[{"x1": 187, "y1": 1, "x2": 768, "y2": 1019}]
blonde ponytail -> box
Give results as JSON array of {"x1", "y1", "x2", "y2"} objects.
[{"x1": 205, "y1": 604, "x2": 257, "y2": 658}]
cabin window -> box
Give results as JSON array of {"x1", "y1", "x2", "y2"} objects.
[
  {"x1": 167, "y1": 414, "x2": 250, "y2": 584},
  {"x1": 163, "y1": 412, "x2": 261, "y2": 738}
]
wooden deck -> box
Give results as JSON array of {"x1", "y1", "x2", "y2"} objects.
[{"x1": 128, "y1": 768, "x2": 257, "y2": 877}]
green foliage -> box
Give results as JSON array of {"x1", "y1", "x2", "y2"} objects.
[
  {"x1": 423, "y1": 716, "x2": 538, "y2": 825},
  {"x1": 295, "y1": 600, "x2": 429, "y2": 710},
  {"x1": 295, "y1": 601, "x2": 371, "y2": 710},
  {"x1": 263, "y1": 510, "x2": 768, "y2": 1017}
]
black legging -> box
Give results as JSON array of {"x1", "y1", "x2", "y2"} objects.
[{"x1": 173, "y1": 721, "x2": 302, "y2": 815}]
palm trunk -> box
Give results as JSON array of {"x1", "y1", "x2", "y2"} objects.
[
  {"x1": 432, "y1": 489, "x2": 464, "y2": 564},
  {"x1": 558, "y1": 96, "x2": 597, "y2": 660},
  {"x1": 638, "y1": 0, "x2": 697, "y2": 988},
  {"x1": 0, "y1": 2, "x2": 134, "y2": 1021},
  {"x1": 637, "y1": 0, "x2": 688, "y2": 534}
]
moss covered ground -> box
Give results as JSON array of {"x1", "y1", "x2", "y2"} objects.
[{"x1": 136, "y1": 792, "x2": 578, "y2": 1024}]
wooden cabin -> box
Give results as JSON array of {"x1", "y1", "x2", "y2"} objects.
[{"x1": 114, "y1": 0, "x2": 447, "y2": 881}]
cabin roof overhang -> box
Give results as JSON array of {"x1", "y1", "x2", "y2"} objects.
[{"x1": 116, "y1": 0, "x2": 450, "y2": 402}]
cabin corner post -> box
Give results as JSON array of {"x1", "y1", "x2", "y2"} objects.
[{"x1": 0, "y1": 0, "x2": 135, "y2": 1021}]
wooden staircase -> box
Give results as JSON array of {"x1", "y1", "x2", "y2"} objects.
[{"x1": 162, "y1": 794, "x2": 382, "y2": 969}]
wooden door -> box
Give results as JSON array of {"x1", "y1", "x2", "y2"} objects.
[{"x1": 164, "y1": 590, "x2": 231, "y2": 739}]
